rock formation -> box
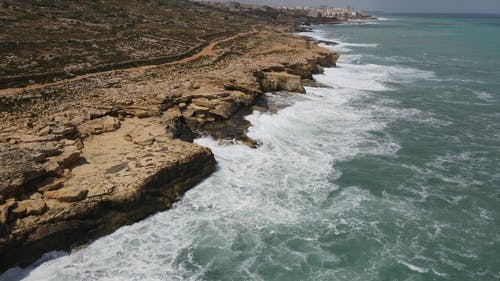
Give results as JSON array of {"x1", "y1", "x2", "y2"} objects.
[{"x1": 0, "y1": 8, "x2": 339, "y2": 270}]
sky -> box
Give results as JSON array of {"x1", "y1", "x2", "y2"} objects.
[{"x1": 220, "y1": 0, "x2": 500, "y2": 13}]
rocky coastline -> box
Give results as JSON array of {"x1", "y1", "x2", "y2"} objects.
[{"x1": 0, "y1": 1, "x2": 340, "y2": 271}]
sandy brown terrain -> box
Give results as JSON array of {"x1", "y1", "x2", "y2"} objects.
[{"x1": 0, "y1": 0, "x2": 261, "y2": 89}]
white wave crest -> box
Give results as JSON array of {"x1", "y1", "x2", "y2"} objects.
[
  {"x1": 399, "y1": 260, "x2": 429, "y2": 273},
  {"x1": 474, "y1": 90, "x2": 496, "y2": 102},
  {"x1": 298, "y1": 29, "x2": 378, "y2": 53},
  {"x1": 315, "y1": 63, "x2": 434, "y2": 92}
]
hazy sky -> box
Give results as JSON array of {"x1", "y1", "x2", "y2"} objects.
[{"x1": 223, "y1": 0, "x2": 500, "y2": 13}]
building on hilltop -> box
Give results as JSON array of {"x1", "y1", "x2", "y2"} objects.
[
  {"x1": 307, "y1": 10, "x2": 319, "y2": 18},
  {"x1": 225, "y1": 1, "x2": 240, "y2": 9}
]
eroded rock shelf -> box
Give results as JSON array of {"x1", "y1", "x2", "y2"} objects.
[{"x1": 0, "y1": 3, "x2": 339, "y2": 270}]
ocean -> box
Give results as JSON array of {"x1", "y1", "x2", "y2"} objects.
[{"x1": 2, "y1": 14, "x2": 500, "y2": 281}]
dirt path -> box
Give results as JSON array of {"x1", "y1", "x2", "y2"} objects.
[{"x1": 0, "y1": 27, "x2": 258, "y2": 97}]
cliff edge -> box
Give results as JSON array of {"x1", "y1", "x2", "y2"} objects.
[{"x1": 0, "y1": 0, "x2": 340, "y2": 271}]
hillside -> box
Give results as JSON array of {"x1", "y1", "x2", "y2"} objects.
[{"x1": 0, "y1": 0, "x2": 257, "y2": 89}]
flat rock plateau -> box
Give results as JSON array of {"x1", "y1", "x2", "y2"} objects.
[{"x1": 0, "y1": 0, "x2": 339, "y2": 270}]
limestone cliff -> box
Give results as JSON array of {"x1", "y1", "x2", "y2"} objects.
[{"x1": 0, "y1": 21, "x2": 339, "y2": 270}]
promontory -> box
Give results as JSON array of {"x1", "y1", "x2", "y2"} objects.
[{"x1": 0, "y1": 0, "x2": 345, "y2": 270}]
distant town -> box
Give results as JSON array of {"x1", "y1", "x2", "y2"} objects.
[{"x1": 197, "y1": 1, "x2": 374, "y2": 21}]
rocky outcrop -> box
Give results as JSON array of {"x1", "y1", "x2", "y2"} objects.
[
  {"x1": 0, "y1": 147, "x2": 48, "y2": 199},
  {"x1": 260, "y1": 72, "x2": 306, "y2": 93},
  {"x1": 0, "y1": 119, "x2": 216, "y2": 270},
  {"x1": 0, "y1": 24, "x2": 339, "y2": 271},
  {"x1": 162, "y1": 51, "x2": 339, "y2": 144},
  {"x1": 77, "y1": 116, "x2": 121, "y2": 138},
  {"x1": 316, "y1": 52, "x2": 341, "y2": 67}
]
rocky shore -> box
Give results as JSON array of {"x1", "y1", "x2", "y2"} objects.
[{"x1": 0, "y1": 1, "x2": 340, "y2": 271}]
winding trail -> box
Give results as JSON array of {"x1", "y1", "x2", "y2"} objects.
[{"x1": 0, "y1": 27, "x2": 258, "y2": 97}]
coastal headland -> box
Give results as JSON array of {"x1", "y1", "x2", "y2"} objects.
[{"x1": 0, "y1": 0, "x2": 345, "y2": 270}]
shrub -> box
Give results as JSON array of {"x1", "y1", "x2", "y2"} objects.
[{"x1": 1, "y1": 0, "x2": 11, "y2": 9}]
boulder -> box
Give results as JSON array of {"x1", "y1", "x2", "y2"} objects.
[
  {"x1": 317, "y1": 52, "x2": 340, "y2": 67},
  {"x1": 38, "y1": 126, "x2": 51, "y2": 136},
  {"x1": 229, "y1": 91, "x2": 255, "y2": 106},
  {"x1": 190, "y1": 98, "x2": 213, "y2": 109},
  {"x1": 11, "y1": 199, "x2": 47, "y2": 216},
  {"x1": 44, "y1": 187, "x2": 88, "y2": 203},
  {"x1": 0, "y1": 202, "x2": 15, "y2": 224},
  {"x1": 286, "y1": 64, "x2": 314, "y2": 79},
  {"x1": 10, "y1": 202, "x2": 26, "y2": 215},
  {"x1": 78, "y1": 116, "x2": 121, "y2": 137},
  {"x1": 38, "y1": 181, "x2": 63, "y2": 193},
  {"x1": 85, "y1": 108, "x2": 110, "y2": 119},
  {"x1": 51, "y1": 125, "x2": 77, "y2": 138},
  {"x1": 261, "y1": 72, "x2": 306, "y2": 93},
  {"x1": 43, "y1": 146, "x2": 82, "y2": 174},
  {"x1": 133, "y1": 135, "x2": 154, "y2": 146},
  {"x1": 188, "y1": 103, "x2": 210, "y2": 112},
  {"x1": 209, "y1": 101, "x2": 238, "y2": 119},
  {"x1": 59, "y1": 150, "x2": 82, "y2": 169},
  {"x1": 123, "y1": 125, "x2": 161, "y2": 146},
  {"x1": 0, "y1": 148, "x2": 47, "y2": 198},
  {"x1": 181, "y1": 107, "x2": 197, "y2": 119}
]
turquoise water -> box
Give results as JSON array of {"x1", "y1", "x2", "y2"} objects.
[{"x1": 2, "y1": 14, "x2": 500, "y2": 281}]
